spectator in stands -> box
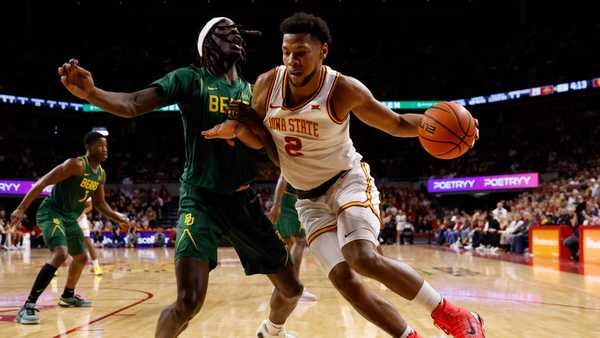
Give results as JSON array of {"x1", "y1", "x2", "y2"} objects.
[
  {"x1": 379, "y1": 206, "x2": 398, "y2": 245},
  {"x1": 0, "y1": 209, "x2": 7, "y2": 250},
  {"x1": 500, "y1": 213, "x2": 521, "y2": 250},
  {"x1": 464, "y1": 212, "x2": 484, "y2": 250},
  {"x1": 492, "y1": 201, "x2": 509, "y2": 228},
  {"x1": 447, "y1": 216, "x2": 462, "y2": 248},
  {"x1": 435, "y1": 216, "x2": 450, "y2": 246},
  {"x1": 146, "y1": 207, "x2": 158, "y2": 228},
  {"x1": 111, "y1": 226, "x2": 126, "y2": 248},
  {"x1": 30, "y1": 224, "x2": 44, "y2": 249},
  {"x1": 481, "y1": 212, "x2": 501, "y2": 251},
  {"x1": 591, "y1": 178, "x2": 600, "y2": 198},
  {"x1": 509, "y1": 212, "x2": 531, "y2": 254},
  {"x1": 159, "y1": 185, "x2": 172, "y2": 205},
  {"x1": 126, "y1": 225, "x2": 138, "y2": 248},
  {"x1": 421, "y1": 211, "x2": 436, "y2": 244},
  {"x1": 155, "y1": 227, "x2": 167, "y2": 248},
  {"x1": 564, "y1": 201, "x2": 589, "y2": 261},
  {"x1": 397, "y1": 211, "x2": 415, "y2": 245}
]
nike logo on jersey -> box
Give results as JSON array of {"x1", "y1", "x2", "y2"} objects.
[
  {"x1": 208, "y1": 86, "x2": 218, "y2": 91},
  {"x1": 344, "y1": 229, "x2": 358, "y2": 238}
]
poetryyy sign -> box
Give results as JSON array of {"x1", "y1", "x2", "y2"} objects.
[
  {"x1": 0, "y1": 180, "x2": 53, "y2": 197},
  {"x1": 427, "y1": 173, "x2": 539, "y2": 193}
]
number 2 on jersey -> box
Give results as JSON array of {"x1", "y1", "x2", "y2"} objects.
[{"x1": 284, "y1": 136, "x2": 303, "y2": 157}]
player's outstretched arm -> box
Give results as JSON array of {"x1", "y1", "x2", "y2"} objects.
[
  {"x1": 201, "y1": 119, "x2": 264, "y2": 150},
  {"x1": 334, "y1": 75, "x2": 422, "y2": 137},
  {"x1": 92, "y1": 176, "x2": 131, "y2": 230},
  {"x1": 58, "y1": 59, "x2": 163, "y2": 118},
  {"x1": 10, "y1": 159, "x2": 84, "y2": 226}
]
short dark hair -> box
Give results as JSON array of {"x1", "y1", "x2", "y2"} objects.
[
  {"x1": 83, "y1": 131, "x2": 105, "y2": 147},
  {"x1": 280, "y1": 12, "x2": 332, "y2": 45}
]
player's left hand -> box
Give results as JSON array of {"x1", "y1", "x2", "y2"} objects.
[
  {"x1": 202, "y1": 120, "x2": 240, "y2": 140},
  {"x1": 471, "y1": 118, "x2": 480, "y2": 147}
]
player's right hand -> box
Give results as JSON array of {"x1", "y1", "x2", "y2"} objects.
[
  {"x1": 119, "y1": 219, "x2": 133, "y2": 233},
  {"x1": 266, "y1": 205, "x2": 281, "y2": 224},
  {"x1": 9, "y1": 208, "x2": 25, "y2": 227},
  {"x1": 58, "y1": 59, "x2": 95, "y2": 100},
  {"x1": 225, "y1": 100, "x2": 256, "y2": 123}
]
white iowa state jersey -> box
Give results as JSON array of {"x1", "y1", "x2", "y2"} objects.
[{"x1": 264, "y1": 65, "x2": 362, "y2": 191}]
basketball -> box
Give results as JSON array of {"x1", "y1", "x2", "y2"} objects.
[{"x1": 418, "y1": 102, "x2": 477, "y2": 160}]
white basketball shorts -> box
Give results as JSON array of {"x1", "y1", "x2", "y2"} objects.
[{"x1": 295, "y1": 161, "x2": 381, "y2": 274}]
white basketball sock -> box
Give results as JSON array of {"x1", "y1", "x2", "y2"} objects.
[
  {"x1": 400, "y1": 325, "x2": 414, "y2": 338},
  {"x1": 266, "y1": 319, "x2": 284, "y2": 335},
  {"x1": 92, "y1": 259, "x2": 100, "y2": 269},
  {"x1": 413, "y1": 281, "x2": 443, "y2": 313}
]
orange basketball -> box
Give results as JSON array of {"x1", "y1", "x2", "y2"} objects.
[{"x1": 418, "y1": 102, "x2": 477, "y2": 160}]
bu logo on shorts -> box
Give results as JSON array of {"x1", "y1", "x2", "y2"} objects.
[{"x1": 184, "y1": 213, "x2": 195, "y2": 226}]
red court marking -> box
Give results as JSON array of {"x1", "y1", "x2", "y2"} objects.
[
  {"x1": 0, "y1": 314, "x2": 17, "y2": 322},
  {"x1": 51, "y1": 288, "x2": 153, "y2": 338}
]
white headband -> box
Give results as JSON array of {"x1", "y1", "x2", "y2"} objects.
[{"x1": 197, "y1": 17, "x2": 231, "y2": 57}]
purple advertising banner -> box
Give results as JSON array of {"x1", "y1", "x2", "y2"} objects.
[
  {"x1": 427, "y1": 172, "x2": 539, "y2": 193},
  {"x1": 0, "y1": 180, "x2": 53, "y2": 197}
]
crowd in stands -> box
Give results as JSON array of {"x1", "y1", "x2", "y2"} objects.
[
  {"x1": 0, "y1": 207, "x2": 37, "y2": 250},
  {"x1": 2, "y1": 159, "x2": 599, "y2": 259},
  {"x1": 84, "y1": 185, "x2": 176, "y2": 247},
  {"x1": 376, "y1": 164, "x2": 600, "y2": 262},
  {"x1": 4, "y1": 101, "x2": 600, "y2": 186}
]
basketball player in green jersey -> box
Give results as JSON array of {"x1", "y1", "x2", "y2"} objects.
[
  {"x1": 11, "y1": 131, "x2": 130, "y2": 324},
  {"x1": 58, "y1": 17, "x2": 302, "y2": 338},
  {"x1": 268, "y1": 174, "x2": 316, "y2": 302}
]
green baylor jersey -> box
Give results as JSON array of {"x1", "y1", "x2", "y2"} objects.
[
  {"x1": 151, "y1": 65, "x2": 257, "y2": 193},
  {"x1": 39, "y1": 156, "x2": 104, "y2": 220}
]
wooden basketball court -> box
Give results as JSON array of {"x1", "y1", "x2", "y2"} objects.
[{"x1": 1, "y1": 246, "x2": 599, "y2": 337}]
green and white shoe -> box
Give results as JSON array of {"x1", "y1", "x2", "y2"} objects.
[
  {"x1": 16, "y1": 302, "x2": 40, "y2": 325},
  {"x1": 58, "y1": 295, "x2": 92, "y2": 308}
]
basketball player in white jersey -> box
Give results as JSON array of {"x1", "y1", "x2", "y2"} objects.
[
  {"x1": 203, "y1": 12, "x2": 484, "y2": 338},
  {"x1": 79, "y1": 198, "x2": 102, "y2": 275}
]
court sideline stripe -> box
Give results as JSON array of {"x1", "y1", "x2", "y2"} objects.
[{"x1": 51, "y1": 288, "x2": 154, "y2": 338}]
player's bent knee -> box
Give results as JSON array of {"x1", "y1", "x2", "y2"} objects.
[
  {"x1": 73, "y1": 253, "x2": 88, "y2": 265},
  {"x1": 342, "y1": 245, "x2": 380, "y2": 277},
  {"x1": 177, "y1": 290, "x2": 205, "y2": 319},
  {"x1": 329, "y1": 263, "x2": 362, "y2": 296},
  {"x1": 51, "y1": 247, "x2": 69, "y2": 264},
  {"x1": 278, "y1": 280, "x2": 304, "y2": 299}
]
